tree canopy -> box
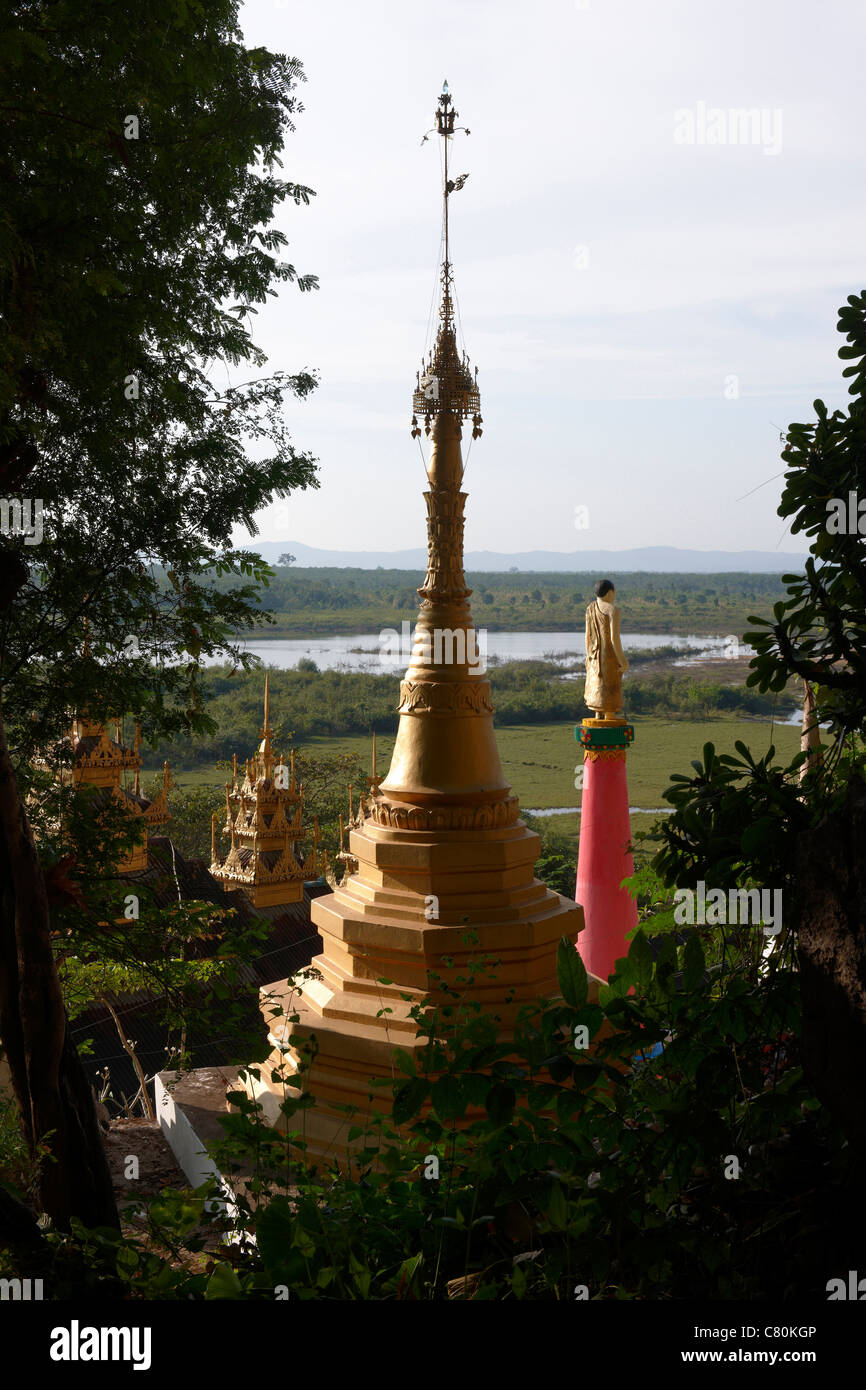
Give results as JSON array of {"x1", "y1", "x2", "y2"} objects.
[{"x1": 0, "y1": 0, "x2": 320, "y2": 1227}]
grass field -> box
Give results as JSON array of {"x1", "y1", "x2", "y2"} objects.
[{"x1": 169, "y1": 714, "x2": 801, "y2": 862}]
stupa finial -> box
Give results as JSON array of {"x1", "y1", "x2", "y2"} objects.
[
  {"x1": 411, "y1": 82, "x2": 481, "y2": 441},
  {"x1": 258, "y1": 673, "x2": 273, "y2": 779},
  {"x1": 366, "y1": 731, "x2": 383, "y2": 797}
]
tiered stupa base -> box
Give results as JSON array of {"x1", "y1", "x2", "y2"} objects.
[{"x1": 242, "y1": 806, "x2": 587, "y2": 1164}]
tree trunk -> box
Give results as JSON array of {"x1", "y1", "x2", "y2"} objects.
[
  {"x1": 101, "y1": 996, "x2": 156, "y2": 1120},
  {"x1": 0, "y1": 697, "x2": 118, "y2": 1231},
  {"x1": 796, "y1": 779, "x2": 866, "y2": 1160}
]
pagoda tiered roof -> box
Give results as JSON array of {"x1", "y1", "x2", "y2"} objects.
[
  {"x1": 70, "y1": 717, "x2": 172, "y2": 873},
  {"x1": 210, "y1": 675, "x2": 316, "y2": 907}
]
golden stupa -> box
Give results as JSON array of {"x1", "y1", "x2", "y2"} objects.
[
  {"x1": 324, "y1": 779, "x2": 366, "y2": 889},
  {"x1": 210, "y1": 675, "x2": 317, "y2": 908},
  {"x1": 241, "y1": 84, "x2": 585, "y2": 1156}
]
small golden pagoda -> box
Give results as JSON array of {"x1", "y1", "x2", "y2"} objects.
[
  {"x1": 331, "y1": 772, "x2": 370, "y2": 884},
  {"x1": 210, "y1": 676, "x2": 315, "y2": 908},
  {"x1": 71, "y1": 717, "x2": 172, "y2": 873},
  {"x1": 322, "y1": 784, "x2": 363, "y2": 890},
  {"x1": 241, "y1": 84, "x2": 587, "y2": 1157}
]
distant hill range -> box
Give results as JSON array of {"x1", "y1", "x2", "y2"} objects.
[{"x1": 247, "y1": 541, "x2": 807, "y2": 575}]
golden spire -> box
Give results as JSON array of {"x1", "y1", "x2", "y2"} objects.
[
  {"x1": 367, "y1": 731, "x2": 383, "y2": 797},
  {"x1": 381, "y1": 82, "x2": 506, "y2": 806},
  {"x1": 232, "y1": 752, "x2": 238, "y2": 791},
  {"x1": 258, "y1": 673, "x2": 273, "y2": 780},
  {"x1": 411, "y1": 81, "x2": 481, "y2": 443},
  {"x1": 338, "y1": 812, "x2": 345, "y2": 853}
]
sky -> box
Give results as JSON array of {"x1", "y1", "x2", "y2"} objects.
[{"x1": 233, "y1": 0, "x2": 866, "y2": 559}]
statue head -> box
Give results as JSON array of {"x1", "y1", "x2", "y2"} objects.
[{"x1": 594, "y1": 578, "x2": 615, "y2": 601}]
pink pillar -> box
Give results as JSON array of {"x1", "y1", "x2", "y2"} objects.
[{"x1": 575, "y1": 720, "x2": 638, "y2": 982}]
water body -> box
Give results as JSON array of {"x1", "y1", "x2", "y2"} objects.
[
  {"x1": 671, "y1": 637, "x2": 743, "y2": 665},
  {"x1": 203, "y1": 630, "x2": 713, "y2": 675}
]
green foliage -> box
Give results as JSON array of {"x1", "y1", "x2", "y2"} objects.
[
  {"x1": 143, "y1": 782, "x2": 227, "y2": 865},
  {"x1": 17, "y1": 919, "x2": 835, "y2": 1299},
  {"x1": 54, "y1": 849, "x2": 271, "y2": 1087},
  {"x1": 13, "y1": 746, "x2": 270, "y2": 1081},
  {"x1": 0, "y1": 1082, "x2": 34, "y2": 1204},
  {"x1": 0, "y1": 0, "x2": 320, "y2": 770},
  {"x1": 652, "y1": 739, "x2": 811, "y2": 901},
  {"x1": 195, "y1": 566, "x2": 793, "y2": 638},
  {"x1": 652, "y1": 295, "x2": 866, "y2": 904},
  {"x1": 0, "y1": 0, "x2": 323, "y2": 1145},
  {"x1": 532, "y1": 850, "x2": 575, "y2": 898},
  {"x1": 744, "y1": 293, "x2": 866, "y2": 745},
  {"x1": 135, "y1": 662, "x2": 793, "y2": 770}
]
